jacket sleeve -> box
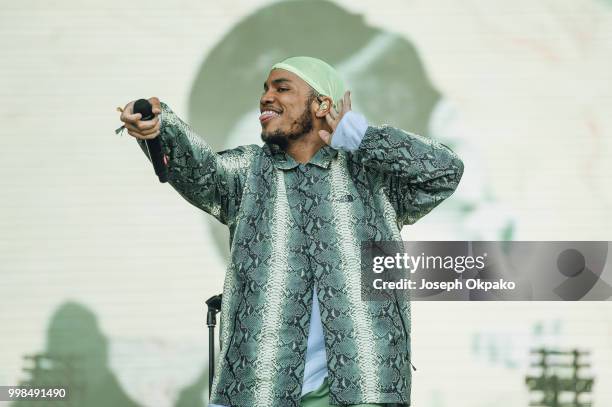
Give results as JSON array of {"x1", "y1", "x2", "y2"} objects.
[
  {"x1": 136, "y1": 101, "x2": 258, "y2": 226},
  {"x1": 349, "y1": 125, "x2": 464, "y2": 227}
]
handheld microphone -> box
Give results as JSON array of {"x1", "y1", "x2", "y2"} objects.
[{"x1": 133, "y1": 99, "x2": 169, "y2": 183}]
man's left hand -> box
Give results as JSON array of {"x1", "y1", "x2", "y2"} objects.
[{"x1": 318, "y1": 90, "x2": 351, "y2": 145}]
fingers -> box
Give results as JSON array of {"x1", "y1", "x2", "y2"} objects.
[
  {"x1": 119, "y1": 97, "x2": 162, "y2": 139},
  {"x1": 318, "y1": 92, "x2": 351, "y2": 144},
  {"x1": 318, "y1": 129, "x2": 332, "y2": 145},
  {"x1": 119, "y1": 97, "x2": 162, "y2": 124},
  {"x1": 342, "y1": 90, "x2": 351, "y2": 113},
  {"x1": 133, "y1": 116, "x2": 159, "y2": 131},
  {"x1": 127, "y1": 119, "x2": 159, "y2": 134},
  {"x1": 328, "y1": 106, "x2": 339, "y2": 120},
  {"x1": 122, "y1": 116, "x2": 159, "y2": 136},
  {"x1": 120, "y1": 100, "x2": 140, "y2": 124},
  {"x1": 128, "y1": 127, "x2": 160, "y2": 140},
  {"x1": 126, "y1": 117, "x2": 161, "y2": 140},
  {"x1": 149, "y1": 96, "x2": 161, "y2": 115}
]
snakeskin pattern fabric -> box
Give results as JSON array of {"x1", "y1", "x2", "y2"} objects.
[{"x1": 137, "y1": 102, "x2": 464, "y2": 406}]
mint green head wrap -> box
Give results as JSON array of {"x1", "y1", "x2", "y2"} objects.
[{"x1": 271, "y1": 56, "x2": 345, "y2": 109}]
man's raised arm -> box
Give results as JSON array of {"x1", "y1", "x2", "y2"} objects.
[
  {"x1": 350, "y1": 124, "x2": 464, "y2": 227},
  {"x1": 323, "y1": 91, "x2": 464, "y2": 228},
  {"x1": 119, "y1": 97, "x2": 258, "y2": 226}
]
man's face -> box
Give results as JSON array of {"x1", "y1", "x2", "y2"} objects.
[{"x1": 260, "y1": 69, "x2": 316, "y2": 149}]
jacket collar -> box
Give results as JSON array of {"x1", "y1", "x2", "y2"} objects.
[{"x1": 263, "y1": 142, "x2": 338, "y2": 170}]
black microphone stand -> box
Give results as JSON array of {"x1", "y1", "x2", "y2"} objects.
[{"x1": 205, "y1": 294, "x2": 223, "y2": 399}]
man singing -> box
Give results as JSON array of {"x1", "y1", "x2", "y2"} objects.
[{"x1": 119, "y1": 56, "x2": 464, "y2": 407}]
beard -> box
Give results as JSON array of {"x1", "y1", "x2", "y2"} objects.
[{"x1": 261, "y1": 102, "x2": 313, "y2": 151}]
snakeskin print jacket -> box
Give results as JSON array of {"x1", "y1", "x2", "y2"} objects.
[{"x1": 137, "y1": 102, "x2": 464, "y2": 406}]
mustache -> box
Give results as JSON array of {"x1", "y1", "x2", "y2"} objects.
[{"x1": 261, "y1": 109, "x2": 313, "y2": 150}]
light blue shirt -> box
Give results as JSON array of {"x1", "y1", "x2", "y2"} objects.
[
  {"x1": 299, "y1": 284, "x2": 328, "y2": 395},
  {"x1": 209, "y1": 111, "x2": 368, "y2": 406}
]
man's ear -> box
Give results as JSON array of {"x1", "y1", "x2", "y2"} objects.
[{"x1": 315, "y1": 96, "x2": 333, "y2": 118}]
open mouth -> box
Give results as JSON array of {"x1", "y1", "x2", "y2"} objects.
[{"x1": 259, "y1": 110, "x2": 281, "y2": 123}]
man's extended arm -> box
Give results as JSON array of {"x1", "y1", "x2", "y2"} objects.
[
  {"x1": 136, "y1": 102, "x2": 258, "y2": 226},
  {"x1": 332, "y1": 111, "x2": 464, "y2": 227}
]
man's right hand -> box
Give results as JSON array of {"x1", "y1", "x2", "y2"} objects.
[{"x1": 119, "y1": 97, "x2": 162, "y2": 140}]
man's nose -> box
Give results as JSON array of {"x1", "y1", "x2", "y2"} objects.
[{"x1": 260, "y1": 89, "x2": 275, "y2": 105}]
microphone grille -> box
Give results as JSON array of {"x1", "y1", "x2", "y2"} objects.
[{"x1": 133, "y1": 99, "x2": 154, "y2": 120}]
